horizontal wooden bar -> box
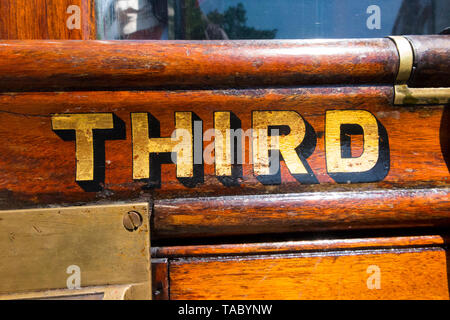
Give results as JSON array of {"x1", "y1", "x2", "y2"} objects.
[
  {"x1": 153, "y1": 187, "x2": 450, "y2": 239},
  {"x1": 0, "y1": 36, "x2": 447, "y2": 92},
  {"x1": 152, "y1": 235, "x2": 445, "y2": 257},
  {"x1": 407, "y1": 35, "x2": 450, "y2": 87},
  {"x1": 0, "y1": 39, "x2": 399, "y2": 91},
  {"x1": 169, "y1": 247, "x2": 449, "y2": 299}
]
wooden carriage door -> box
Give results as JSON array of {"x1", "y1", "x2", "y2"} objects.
[{"x1": 0, "y1": 0, "x2": 448, "y2": 300}]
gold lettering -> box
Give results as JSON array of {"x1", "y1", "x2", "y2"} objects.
[
  {"x1": 214, "y1": 112, "x2": 232, "y2": 176},
  {"x1": 252, "y1": 111, "x2": 307, "y2": 176},
  {"x1": 325, "y1": 110, "x2": 379, "y2": 173},
  {"x1": 51, "y1": 113, "x2": 114, "y2": 181},
  {"x1": 131, "y1": 112, "x2": 193, "y2": 179}
]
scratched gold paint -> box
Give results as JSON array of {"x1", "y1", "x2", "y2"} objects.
[
  {"x1": 252, "y1": 111, "x2": 307, "y2": 176},
  {"x1": 325, "y1": 110, "x2": 379, "y2": 173},
  {"x1": 131, "y1": 112, "x2": 193, "y2": 179},
  {"x1": 51, "y1": 113, "x2": 114, "y2": 181},
  {"x1": 214, "y1": 112, "x2": 232, "y2": 176}
]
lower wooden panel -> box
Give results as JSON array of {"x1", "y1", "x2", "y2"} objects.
[{"x1": 169, "y1": 248, "x2": 449, "y2": 300}]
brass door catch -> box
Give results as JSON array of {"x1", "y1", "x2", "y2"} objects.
[{"x1": 388, "y1": 36, "x2": 450, "y2": 105}]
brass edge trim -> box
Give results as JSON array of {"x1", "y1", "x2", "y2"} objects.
[
  {"x1": 388, "y1": 36, "x2": 414, "y2": 84},
  {"x1": 388, "y1": 36, "x2": 450, "y2": 105},
  {"x1": 394, "y1": 84, "x2": 450, "y2": 105},
  {"x1": 0, "y1": 283, "x2": 150, "y2": 300}
]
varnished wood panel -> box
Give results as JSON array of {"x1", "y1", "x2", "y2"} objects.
[
  {"x1": 0, "y1": 0, "x2": 96, "y2": 40},
  {"x1": 169, "y1": 248, "x2": 449, "y2": 300},
  {"x1": 0, "y1": 88, "x2": 447, "y2": 205},
  {"x1": 0, "y1": 39, "x2": 447, "y2": 240}
]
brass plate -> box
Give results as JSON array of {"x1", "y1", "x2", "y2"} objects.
[{"x1": 0, "y1": 203, "x2": 151, "y2": 299}]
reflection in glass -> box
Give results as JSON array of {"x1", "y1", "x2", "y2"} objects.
[
  {"x1": 392, "y1": 0, "x2": 449, "y2": 35},
  {"x1": 96, "y1": 0, "x2": 168, "y2": 39},
  {"x1": 95, "y1": 0, "x2": 450, "y2": 40}
]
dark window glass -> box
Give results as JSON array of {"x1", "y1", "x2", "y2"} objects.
[{"x1": 96, "y1": 0, "x2": 450, "y2": 40}]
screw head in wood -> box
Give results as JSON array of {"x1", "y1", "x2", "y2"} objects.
[{"x1": 123, "y1": 210, "x2": 143, "y2": 231}]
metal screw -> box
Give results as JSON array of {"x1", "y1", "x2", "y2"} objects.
[{"x1": 123, "y1": 211, "x2": 143, "y2": 231}]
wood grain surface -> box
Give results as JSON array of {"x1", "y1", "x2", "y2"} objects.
[
  {"x1": 0, "y1": 0, "x2": 96, "y2": 40},
  {"x1": 0, "y1": 39, "x2": 399, "y2": 91},
  {"x1": 152, "y1": 235, "x2": 445, "y2": 257},
  {"x1": 0, "y1": 37, "x2": 447, "y2": 92},
  {"x1": 157, "y1": 235, "x2": 450, "y2": 300},
  {"x1": 0, "y1": 86, "x2": 448, "y2": 238},
  {"x1": 153, "y1": 187, "x2": 450, "y2": 238},
  {"x1": 0, "y1": 6, "x2": 448, "y2": 301},
  {"x1": 406, "y1": 36, "x2": 450, "y2": 87},
  {"x1": 0, "y1": 88, "x2": 447, "y2": 199},
  {"x1": 151, "y1": 259, "x2": 169, "y2": 300},
  {"x1": 0, "y1": 39, "x2": 447, "y2": 243},
  {"x1": 169, "y1": 248, "x2": 449, "y2": 300}
]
